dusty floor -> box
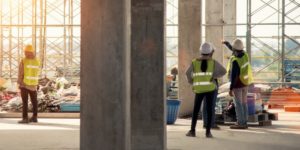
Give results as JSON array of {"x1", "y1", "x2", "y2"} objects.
[
  {"x1": 168, "y1": 110, "x2": 300, "y2": 150},
  {"x1": 0, "y1": 119, "x2": 79, "y2": 150},
  {"x1": 0, "y1": 109, "x2": 299, "y2": 150}
]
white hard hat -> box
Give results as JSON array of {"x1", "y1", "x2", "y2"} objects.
[
  {"x1": 232, "y1": 39, "x2": 244, "y2": 51},
  {"x1": 199, "y1": 42, "x2": 213, "y2": 54}
]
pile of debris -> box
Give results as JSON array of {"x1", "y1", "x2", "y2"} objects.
[
  {"x1": 0, "y1": 77, "x2": 80, "y2": 113},
  {"x1": 217, "y1": 83, "x2": 271, "y2": 115}
]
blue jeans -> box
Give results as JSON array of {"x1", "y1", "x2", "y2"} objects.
[
  {"x1": 233, "y1": 87, "x2": 248, "y2": 125},
  {"x1": 203, "y1": 89, "x2": 218, "y2": 127}
]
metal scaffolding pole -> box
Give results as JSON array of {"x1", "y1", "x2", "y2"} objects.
[
  {"x1": 277, "y1": 0, "x2": 281, "y2": 81},
  {"x1": 247, "y1": 0, "x2": 252, "y2": 60},
  {"x1": 69, "y1": 0, "x2": 74, "y2": 67},
  {"x1": 282, "y1": 0, "x2": 286, "y2": 82},
  {"x1": 32, "y1": 0, "x2": 36, "y2": 51},
  {"x1": 0, "y1": 0, "x2": 2, "y2": 77},
  {"x1": 9, "y1": 0, "x2": 12, "y2": 78},
  {"x1": 39, "y1": 0, "x2": 43, "y2": 74},
  {"x1": 17, "y1": 0, "x2": 20, "y2": 67},
  {"x1": 0, "y1": 0, "x2": 80, "y2": 79},
  {"x1": 42, "y1": 0, "x2": 47, "y2": 76},
  {"x1": 63, "y1": 0, "x2": 67, "y2": 76}
]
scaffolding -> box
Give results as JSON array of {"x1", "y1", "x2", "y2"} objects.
[
  {"x1": 247, "y1": 0, "x2": 300, "y2": 82},
  {"x1": 166, "y1": 0, "x2": 178, "y2": 75},
  {"x1": 0, "y1": 0, "x2": 80, "y2": 80},
  {"x1": 165, "y1": 0, "x2": 300, "y2": 82}
]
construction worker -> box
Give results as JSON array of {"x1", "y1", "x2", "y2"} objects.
[
  {"x1": 222, "y1": 39, "x2": 253, "y2": 129},
  {"x1": 185, "y1": 42, "x2": 226, "y2": 138},
  {"x1": 18, "y1": 45, "x2": 40, "y2": 123}
]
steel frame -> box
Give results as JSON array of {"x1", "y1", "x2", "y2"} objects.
[
  {"x1": 165, "y1": 0, "x2": 300, "y2": 82},
  {"x1": 247, "y1": 0, "x2": 300, "y2": 82},
  {"x1": 0, "y1": 0, "x2": 80, "y2": 80},
  {"x1": 166, "y1": 0, "x2": 178, "y2": 74}
]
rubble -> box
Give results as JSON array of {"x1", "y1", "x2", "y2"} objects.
[{"x1": 0, "y1": 77, "x2": 80, "y2": 113}]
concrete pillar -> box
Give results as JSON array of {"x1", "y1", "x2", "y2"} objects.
[
  {"x1": 131, "y1": 0, "x2": 166, "y2": 150},
  {"x1": 223, "y1": 0, "x2": 236, "y2": 71},
  {"x1": 80, "y1": 0, "x2": 131, "y2": 150},
  {"x1": 178, "y1": 0, "x2": 202, "y2": 116},
  {"x1": 206, "y1": 0, "x2": 224, "y2": 64}
]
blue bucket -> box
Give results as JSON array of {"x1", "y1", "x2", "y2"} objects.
[
  {"x1": 60, "y1": 103, "x2": 80, "y2": 112},
  {"x1": 247, "y1": 95, "x2": 255, "y2": 115},
  {"x1": 167, "y1": 99, "x2": 181, "y2": 124}
]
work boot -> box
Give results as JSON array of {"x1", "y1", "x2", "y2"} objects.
[
  {"x1": 230, "y1": 124, "x2": 247, "y2": 129},
  {"x1": 186, "y1": 130, "x2": 196, "y2": 137},
  {"x1": 29, "y1": 117, "x2": 38, "y2": 123},
  {"x1": 18, "y1": 118, "x2": 29, "y2": 124},
  {"x1": 205, "y1": 132, "x2": 213, "y2": 138}
]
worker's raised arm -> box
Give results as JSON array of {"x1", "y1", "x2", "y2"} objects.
[{"x1": 222, "y1": 40, "x2": 233, "y2": 51}]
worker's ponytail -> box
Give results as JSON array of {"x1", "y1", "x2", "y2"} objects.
[{"x1": 201, "y1": 60, "x2": 208, "y2": 72}]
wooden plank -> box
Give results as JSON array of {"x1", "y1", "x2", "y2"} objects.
[
  {"x1": 268, "y1": 113, "x2": 278, "y2": 120},
  {"x1": 259, "y1": 120, "x2": 272, "y2": 126},
  {"x1": 258, "y1": 113, "x2": 269, "y2": 121}
]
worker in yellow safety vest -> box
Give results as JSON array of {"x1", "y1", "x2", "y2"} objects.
[
  {"x1": 185, "y1": 42, "x2": 226, "y2": 138},
  {"x1": 222, "y1": 39, "x2": 253, "y2": 129},
  {"x1": 17, "y1": 45, "x2": 40, "y2": 124}
]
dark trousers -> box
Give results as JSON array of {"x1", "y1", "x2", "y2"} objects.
[
  {"x1": 203, "y1": 89, "x2": 218, "y2": 127},
  {"x1": 191, "y1": 91, "x2": 214, "y2": 133},
  {"x1": 20, "y1": 88, "x2": 38, "y2": 119}
]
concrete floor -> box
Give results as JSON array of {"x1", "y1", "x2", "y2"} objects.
[
  {"x1": 0, "y1": 119, "x2": 79, "y2": 150},
  {"x1": 168, "y1": 110, "x2": 300, "y2": 150},
  {"x1": 0, "y1": 110, "x2": 299, "y2": 150}
]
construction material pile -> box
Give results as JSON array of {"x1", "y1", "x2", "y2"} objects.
[
  {"x1": 268, "y1": 87, "x2": 300, "y2": 109},
  {"x1": 0, "y1": 77, "x2": 80, "y2": 113},
  {"x1": 217, "y1": 83, "x2": 271, "y2": 115}
]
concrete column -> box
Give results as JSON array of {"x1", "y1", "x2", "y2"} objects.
[
  {"x1": 178, "y1": 0, "x2": 201, "y2": 116},
  {"x1": 206, "y1": 0, "x2": 224, "y2": 64},
  {"x1": 131, "y1": 0, "x2": 166, "y2": 150},
  {"x1": 223, "y1": 0, "x2": 236, "y2": 73},
  {"x1": 80, "y1": 0, "x2": 131, "y2": 150}
]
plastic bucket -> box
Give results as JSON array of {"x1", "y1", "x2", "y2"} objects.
[
  {"x1": 247, "y1": 94, "x2": 255, "y2": 115},
  {"x1": 167, "y1": 99, "x2": 181, "y2": 124}
]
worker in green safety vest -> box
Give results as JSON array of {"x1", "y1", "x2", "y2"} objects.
[
  {"x1": 185, "y1": 42, "x2": 226, "y2": 138},
  {"x1": 17, "y1": 45, "x2": 40, "y2": 124},
  {"x1": 222, "y1": 39, "x2": 253, "y2": 129}
]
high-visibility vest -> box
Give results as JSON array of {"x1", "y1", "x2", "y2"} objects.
[
  {"x1": 230, "y1": 53, "x2": 253, "y2": 85},
  {"x1": 192, "y1": 59, "x2": 216, "y2": 94},
  {"x1": 23, "y1": 58, "x2": 40, "y2": 86}
]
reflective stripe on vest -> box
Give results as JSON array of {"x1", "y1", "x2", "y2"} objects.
[
  {"x1": 192, "y1": 59, "x2": 216, "y2": 94},
  {"x1": 241, "y1": 62, "x2": 249, "y2": 69},
  {"x1": 193, "y1": 72, "x2": 213, "y2": 77},
  {"x1": 231, "y1": 53, "x2": 253, "y2": 85},
  {"x1": 23, "y1": 58, "x2": 40, "y2": 86},
  {"x1": 193, "y1": 82, "x2": 212, "y2": 86},
  {"x1": 26, "y1": 76, "x2": 39, "y2": 80},
  {"x1": 26, "y1": 65, "x2": 39, "y2": 69}
]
